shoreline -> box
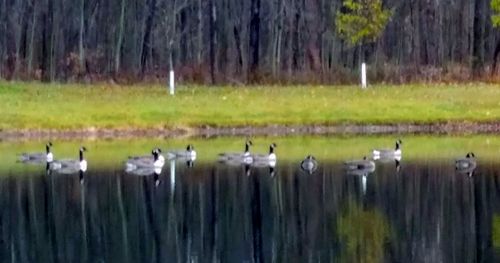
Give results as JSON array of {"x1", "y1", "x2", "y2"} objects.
[{"x1": 1, "y1": 122, "x2": 500, "y2": 141}]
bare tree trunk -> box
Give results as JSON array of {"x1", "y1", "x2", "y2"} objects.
[
  {"x1": 491, "y1": 40, "x2": 500, "y2": 76},
  {"x1": 272, "y1": 0, "x2": 284, "y2": 77},
  {"x1": 248, "y1": 0, "x2": 261, "y2": 82},
  {"x1": 27, "y1": 0, "x2": 37, "y2": 76},
  {"x1": 292, "y1": 0, "x2": 300, "y2": 71},
  {"x1": 0, "y1": 0, "x2": 6, "y2": 78},
  {"x1": 140, "y1": 0, "x2": 156, "y2": 76},
  {"x1": 41, "y1": 0, "x2": 53, "y2": 82},
  {"x1": 410, "y1": 0, "x2": 421, "y2": 67},
  {"x1": 197, "y1": 0, "x2": 203, "y2": 65},
  {"x1": 79, "y1": 0, "x2": 85, "y2": 73},
  {"x1": 167, "y1": 0, "x2": 178, "y2": 71},
  {"x1": 472, "y1": 0, "x2": 485, "y2": 76},
  {"x1": 49, "y1": 0, "x2": 58, "y2": 81},
  {"x1": 209, "y1": 0, "x2": 216, "y2": 84},
  {"x1": 233, "y1": 25, "x2": 243, "y2": 75},
  {"x1": 115, "y1": 0, "x2": 126, "y2": 74},
  {"x1": 12, "y1": 0, "x2": 25, "y2": 79},
  {"x1": 304, "y1": 0, "x2": 320, "y2": 72}
]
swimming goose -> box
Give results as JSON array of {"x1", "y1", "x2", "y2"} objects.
[
  {"x1": 19, "y1": 142, "x2": 54, "y2": 164},
  {"x1": 300, "y1": 155, "x2": 318, "y2": 175},
  {"x1": 218, "y1": 140, "x2": 253, "y2": 164},
  {"x1": 252, "y1": 143, "x2": 277, "y2": 167},
  {"x1": 51, "y1": 147, "x2": 88, "y2": 174},
  {"x1": 128, "y1": 148, "x2": 165, "y2": 165},
  {"x1": 372, "y1": 139, "x2": 402, "y2": 158},
  {"x1": 455, "y1": 152, "x2": 476, "y2": 176},
  {"x1": 126, "y1": 149, "x2": 164, "y2": 171},
  {"x1": 343, "y1": 156, "x2": 376, "y2": 171},
  {"x1": 167, "y1": 144, "x2": 197, "y2": 160}
]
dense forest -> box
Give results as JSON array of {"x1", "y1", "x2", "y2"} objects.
[{"x1": 1, "y1": 0, "x2": 500, "y2": 84}]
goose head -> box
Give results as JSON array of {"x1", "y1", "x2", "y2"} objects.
[
  {"x1": 245, "y1": 140, "x2": 253, "y2": 153},
  {"x1": 395, "y1": 140, "x2": 403, "y2": 150},
  {"x1": 269, "y1": 143, "x2": 277, "y2": 154},
  {"x1": 155, "y1": 148, "x2": 165, "y2": 162},
  {"x1": 46, "y1": 142, "x2": 53, "y2": 153},
  {"x1": 79, "y1": 147, "x2": 87, "y2": 160},
  {"x1": 152, "y1": 149, "x2": 159, "y2": 161}
]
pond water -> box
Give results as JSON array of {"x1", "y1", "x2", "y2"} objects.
[{"x1": 1, "y1": 135, "x2": 500, "y2": 262}]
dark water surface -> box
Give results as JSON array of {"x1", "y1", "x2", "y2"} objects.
[{"x1": 2, "y1": 158, "x2": 500, "y2": 262}]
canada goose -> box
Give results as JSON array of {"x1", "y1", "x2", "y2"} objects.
[
  {"x1": 300, "y1": 155, "x2": 318, "y2": 175},
  {"x1": 455, "y1": 152, "x2": 476, "y2": 176},
  {"x1": 19, "y1": 142, "x2": 54, "y2": 164},
  {"x1": 252, "y1": 143, "x2": 277, "y2": 161},
  {"x1": 126, "y1": 149, "x2": 164, "y2": 171},
  {"x1": 344, "y1": 156, "x2": 376, "y2": 171},
  {"x1": 51, "y1": 146, "x2": 87, "y2": 174},
  {"x1": 218, "y1": 139, "x2": 253, "y2": 164},
  {"x1": 252, "y1": 143, "x2": 277, "y2": 167},
  {"x1": 167, "y1": 144, "x2": 197, "y2": 160},
  {"x1": 372, "y1": 139, "x2": 402, "y2": 158},
  {"x1": 128, "y1": 148, "x2": 165, "y2": 166}
]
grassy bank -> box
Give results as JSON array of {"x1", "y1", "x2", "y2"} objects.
[{"x1": 1, "y1": 82, "x2": 500, "y2": 131}]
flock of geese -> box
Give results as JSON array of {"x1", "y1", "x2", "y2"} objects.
[{"x1": 17, "y1": 139, "x2": 478, "y2": 179}]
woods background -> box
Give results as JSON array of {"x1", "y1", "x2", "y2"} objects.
[{"x1": 0, "y1": 0, "x2": 499, "y2": 84}]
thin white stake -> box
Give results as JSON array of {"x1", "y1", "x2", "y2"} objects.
[
  {"x1": 361, "y1": 63, "x2": 367, "y2": 89},
  {"x1": 169, "y1": 70, "x2": 175, "y2": 95}
]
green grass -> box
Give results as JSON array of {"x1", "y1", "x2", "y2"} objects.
[
  {"x1": 1, "y1": 135, "x2": 500, "y2": 173},
  {"x1": 1, "y1": 82, "x2": 500, "y2": 130}
]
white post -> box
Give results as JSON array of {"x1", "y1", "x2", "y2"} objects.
[
  {"x1": 361, "y1": 62, "x2": 367, "y2": 89},
  {"x1": 169, "y1": 70, "x2": 175, "y2": 95}
]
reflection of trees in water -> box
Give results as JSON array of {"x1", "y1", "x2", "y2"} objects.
[
  {"x1": 1, "y1": 161, "x2": 500, "y2": 261},
  {"x1": 493, "y1": 215, "x2": 500, "y2": 250},
  {"x1": 337, "y1": 201, "x2": 390, "y2": 263}
]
